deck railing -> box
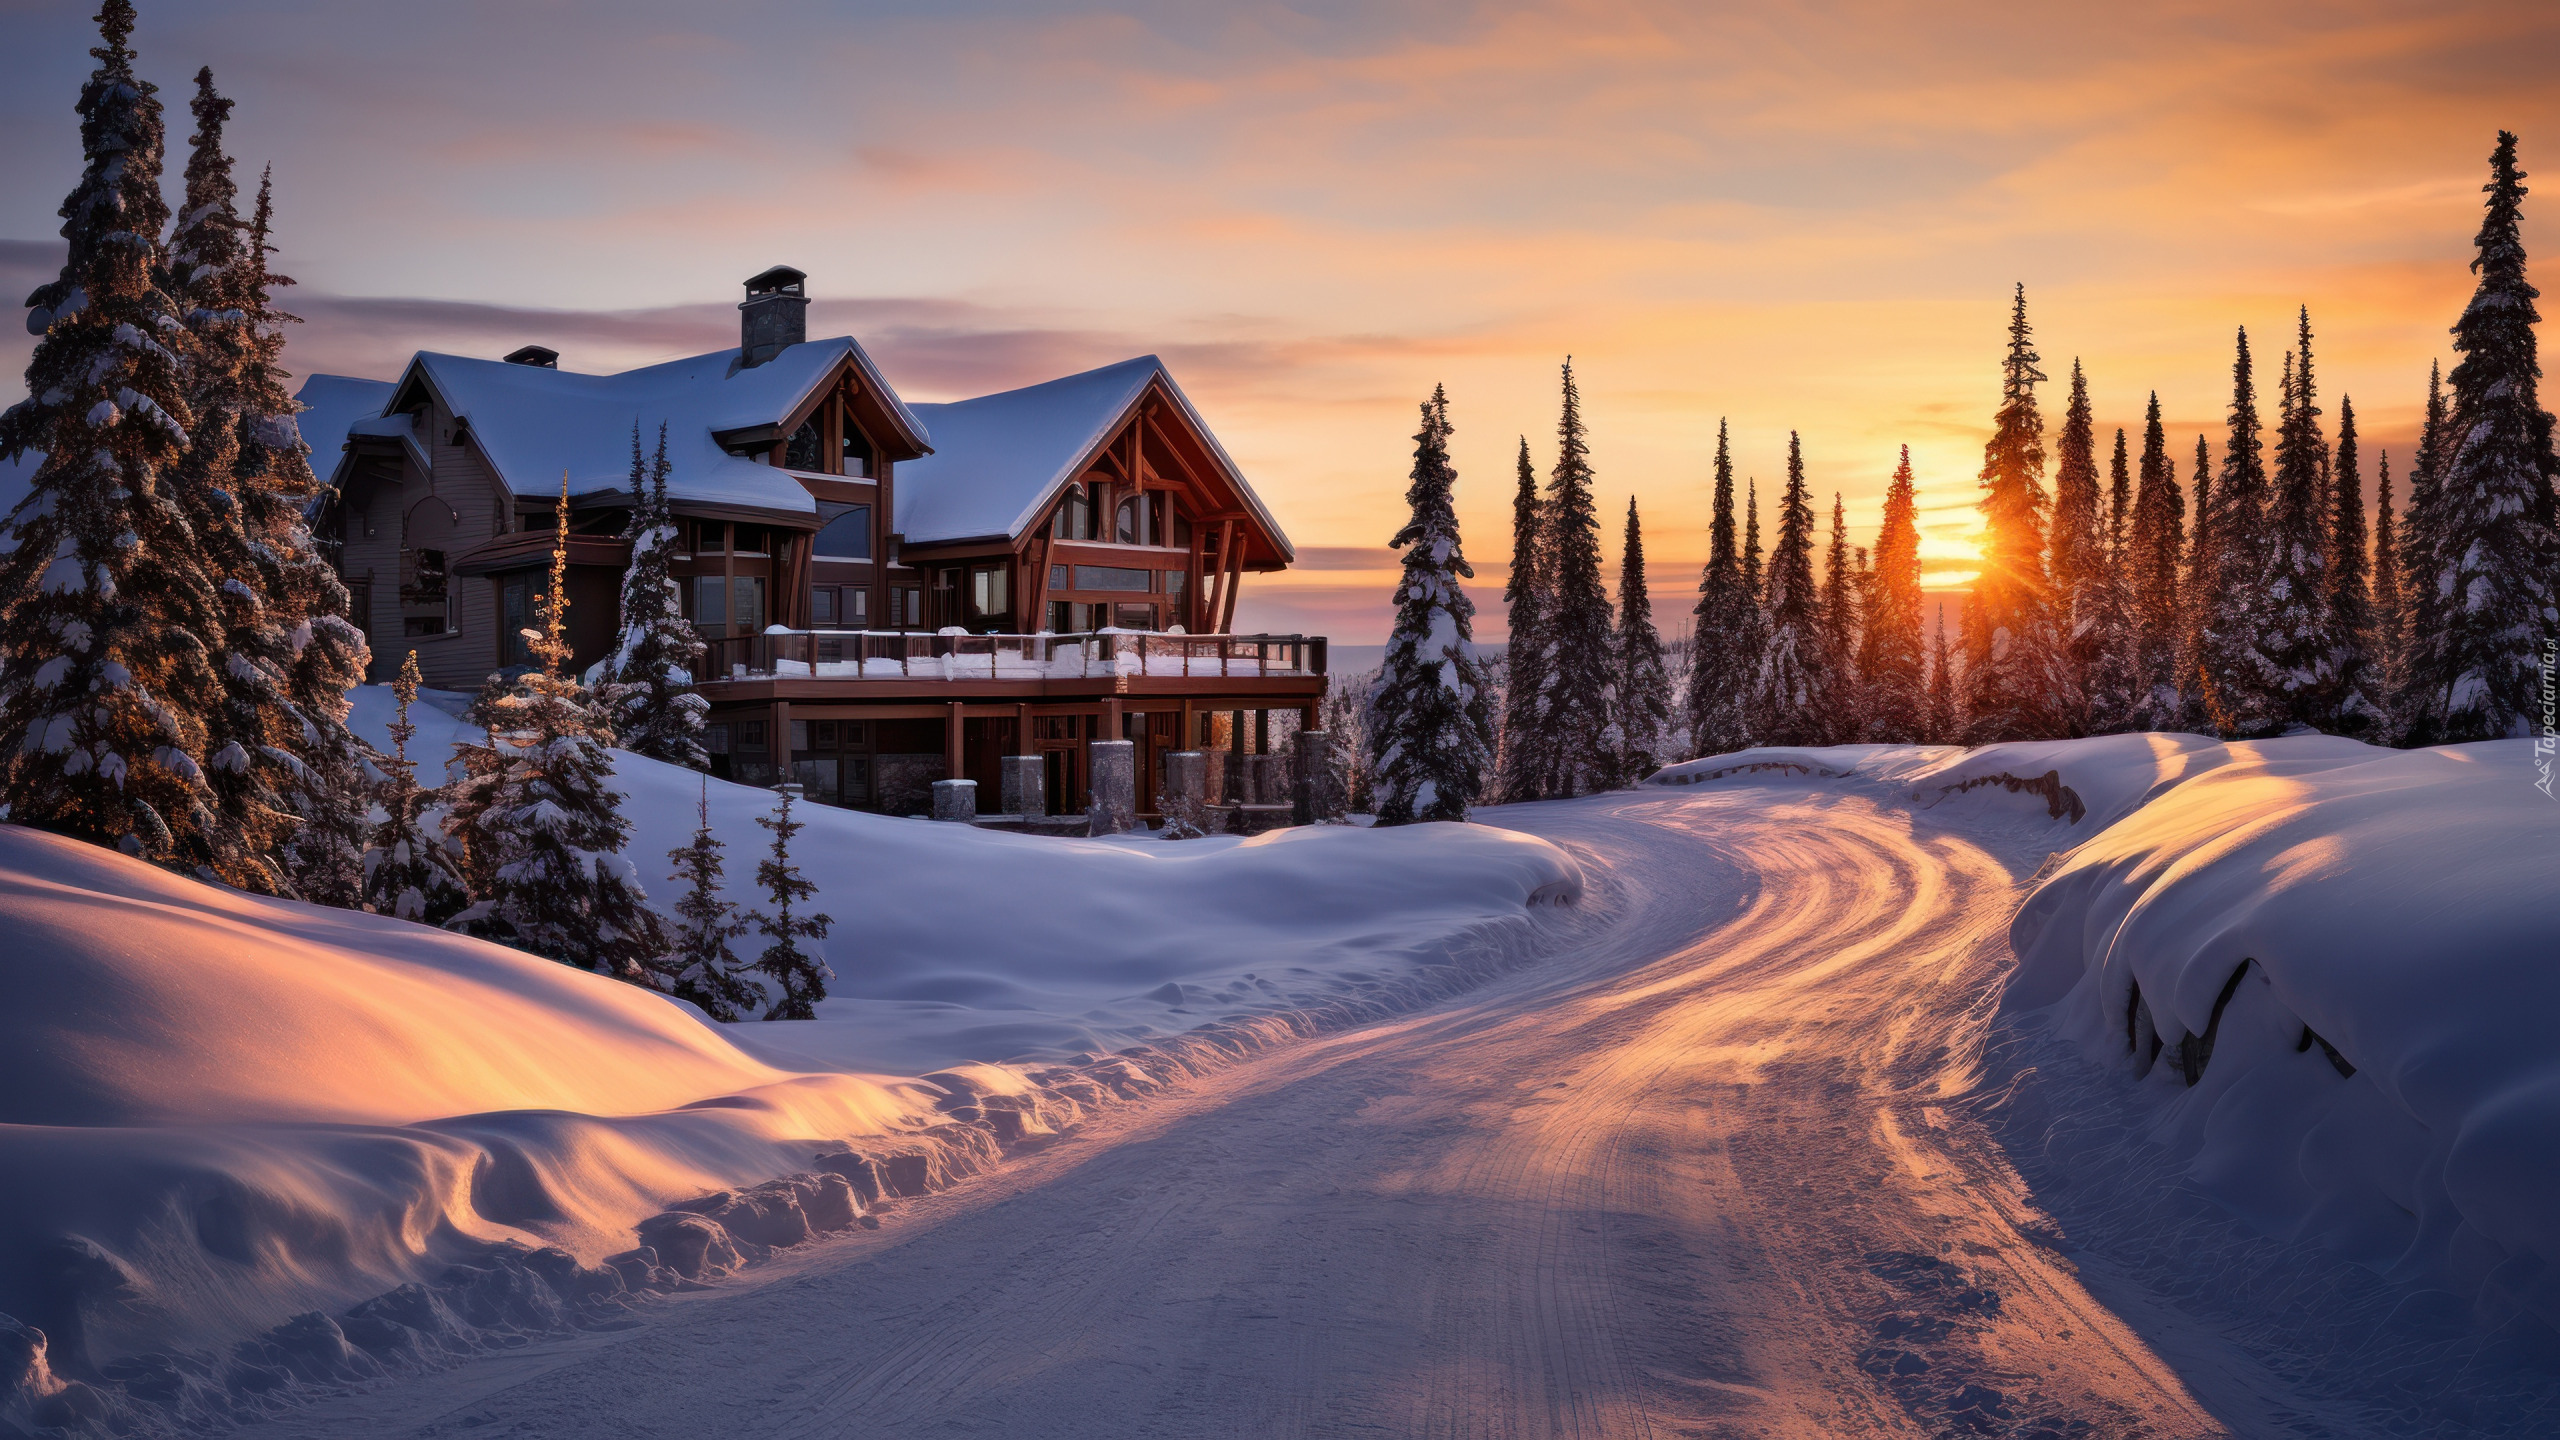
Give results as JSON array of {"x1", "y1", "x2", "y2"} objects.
[{"x1": 699, "y1": 629, "x2": 1328, "y2": 683}]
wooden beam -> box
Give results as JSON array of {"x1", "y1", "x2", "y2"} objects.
[
  {"x1": 1203, "y1": 519, "x2": 1234, "y2": 635},
  {"x1": 1024, "y1": 536, "x2": 1051, "y2": 632},
  {"x1": 1217, "y1": 528, "x2": 1244, "y2": 633},
  {"x1": 944, "y1": 700, "x2": 964, "y2": 783}
]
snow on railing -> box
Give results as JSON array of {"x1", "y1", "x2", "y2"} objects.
[{"x1": 700, "y1": 629, "x2": 1329, "y2": 683}]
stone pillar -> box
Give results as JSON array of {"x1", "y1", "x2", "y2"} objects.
[
  {"x1": 931, "y1": 778, "x2": 978, "y2": 822},
  {"x1": 1294, "y1": 728, "x2": 1343, "y2": 825},
  {"x1": 1163, "y1": 750, "x2": 1208, "y2": 804},
  {"x1": 998, "y1": 753, "x2": 1044, "y2": 819},
  {"x1": 1087, "y1": 739, "x2": 1135, "y2": 835},
  {"x1": 1224, "y1": 708, "x2": 1248, "y2": 804},
  {"x1": 1246, "y1": 752, "x2": 1291, "y2": 813}
]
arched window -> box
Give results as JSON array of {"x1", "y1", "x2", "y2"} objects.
[
  {"x1": 1115, "y1": 494, "x2": 1144, "y2": 545},
  {"x1": 1055, "y1": 483, "x2": 1093, "y2": 541}
]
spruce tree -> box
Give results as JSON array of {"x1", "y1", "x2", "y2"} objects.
[
  {"x1": 1963, "y1": 285, "x2": 2067, "y2": 741},
  {"x1": 1528, "y1": 360, "x2": 1622, "y2": 795},
  {"x1": 1819, "y1": 491, "x2": 1860, "y2": 740},
  {"x1": 2371, "y1": 449, "x2": 2409, "y2": 718},
  {"x1": 1685, "y1": 421, "x2": 1757, "y2": 758},
  {"x1": 2075, "y1": 434, "x2": 2142, "y2": 736},
  {"x1": 2046, "y1": 360, "x2": 2103, "y2": 732},
  {"x1": 1858, "y1": 447, "x2": 1927, "y2": 742},
  {"x1": 2407, "y1": 131, "x2": 2559, "y2": 741},
  {"x1": 2259, "y1": 316, "x2": 2339, "y2": 730},
  {"x1": 747, "y1": 784, "x2": 834, "y2": 1021},
  {"x1": 666, "y1": 777, "x2": 758, "y2": 1022},
  {"x1": 1367, "y1": 387, "x2": 1495, "y2": 823},
  {"x1": 2191, "y1": 329, "x2": 2285, "y2": 736},
  {"x1": 2129, "y1": 394, "x2": 2185, "y2": 726},
  {"x1": 360, "y1": 651, "x2": 468, "y2": 925},
  {"x1": 0, "y1": 2, "x2": 240, "y2": 878},
  {"x1": 1751, "y1": 433, "x2": 1833, "y2": 746},
  {"x1": 1497, "y1": 435, "x2": 1550, "y2": 800},
  {"x1": 2396, "y1": 361, "x2": 2453, "y2": 740},
  {"x1": 445, "y1": 488, "x2": 673, "y2": 984},
  {"x1": 2325, "y1": 395, "x2": 2383, "y2": 736},
  {"x1": 1613, "y1": 496, "x2": 1669, "y2": 779},
  {"x1": 2176, "y1": 432, "x2": 2217, "y2": 730},
  {"x1": 1924, "y1": 607, "x2": 1959, "y2": 743},
  {"x1": 594, "y1": 423, "x2": 709, "y2": 768},
  {"x1": 1742, "y1": 478, "x2": 1765, "y2": 599}
]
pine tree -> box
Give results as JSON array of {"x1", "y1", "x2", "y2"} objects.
[
  {"x1": 1742, "y1": 478, "x2": 1765, "y2": 599},
  {"x1": 2129, "y1": 394, "x2": 2185, "y2": 727},
  {"x1": 1528, "y1": 360, "x2": 1621, "y2": 795},
  {"x1": 594, "y1": 423, "x2": 709, "y2": 768},
  {"x1": 1924, "y1": 607, "x2": 1960, "y2": 743},
  {"x1": 2191, "y1": 329, "x2": 2285, "y2": 736},
  {"x1": 0, "y1": 3, "x2": 239, "y2": 878},
  {"x1": 2408, "y1": 132, "x2": 2559, "y2": 741},
  {"x1": 2259, "y1": 314, "x2": 2339, "y2": 730},
  {"x1": 2371, "y1": 448, "x2": 2409, "y2": 717},
  {"x1": 360, "y1": 651, "x2": 468, "y2": 925},
  {"x1": 1963, "y1": 285, "x2": 2068, "y2": 741},
  {"x1": 1367, "y1": 387, "x2": 1495, "y2": 823},
  {"x1": 2047, "y1": 359, "x2": 2103, "y2": 732},
  {"x1": 445, "y1": 486, "x2": 673, "y2": 983},
  {"x1": 747, "y1": 784, "x2": 834, "y2": 1021},
  {"x1": 1858, "y1": 447, "x2": 1926, "y2": 742},
  {"x1": 2396, "y1": 361, "x2": 2453, "y2": 740},
  {"x1": 1496, "y1": 435, "x2": 1550, "y2": 800},
  {"x1": 665, "y1": 778, "x2": 758, "y2": 1022},
  {"x1": 1751, "y1": 433, "x2": 1833, "y2": 746},
  {"x1": 2325, "y1": 395, "x2": 2383, "y2": 736},
  {"x1": 1613, "y1": 496, "x2": 1669, "y2": 779},
  {"x1": 1685, "y1": 421, "x2": 1757, "y2": 758},
  {"x1": 2176, "y1": 432, "x2": 2217, "y2": 731},
  {"x1": 2076, "y1": 429, "x2": 2142, "y2": 735},
  {"x1": 1819, "y1": 491, "x2": 1860, "y2": 740}
]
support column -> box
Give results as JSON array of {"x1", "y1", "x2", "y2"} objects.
[
  {"x1": 1294, "y1": 728, "x2": 1343, "y2": 825},
  {"x1": 1087, "y1": 739, "x2": 1135, "y2": 835},
  {"x1": 1227, "y1": 706, "x2": 1248, "y2": 804},
  {"x1": 770, "y1": 699, "x2": 791, "y2": 790},
  {"x1": 1014, "y1": 703, "x2": 1031, "y2": 755},
  {"x1": 943, "y1": 701, "x2": 964, "y2": 790},
  {"x1": 999, "y1": 753, "x2": 1044, "y2": 819},
  {"x1": 931, "y1": 778, "x2": 977, "y2": 822}
]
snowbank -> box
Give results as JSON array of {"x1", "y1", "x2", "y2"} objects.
[
  {"x1": 2007, "y1": 738, "x2": 2560, "y2": 1322},
  {"x1": 0, "y1": 693, "x2": 1580, "y2": 1406}
]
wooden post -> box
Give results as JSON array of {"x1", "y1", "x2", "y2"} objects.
[
  {"x1": 1024, "y1": 536, "x2": 1051, "y2": 633},
  {"x1": 771, "y1": 699, "x2": 792, "y2": 787},
  {"x1": 944, "y1": 700, "x2": 963, "y2": 784},
  {"x1": 1015, "y1": 702, "x2": 1032, "y2": 755},
  {"x1": 1204, "y1": 519, "x2": 1234, "y2": 635},
  {"x1": 722, "y1": 522, "x2": 737, "y2": 671},
  {"x1": 1217, "y1": 529, "x2": 1244, "y2": 634}
]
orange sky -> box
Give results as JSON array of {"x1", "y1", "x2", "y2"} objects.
[{"x1": 4, "y1": 1, "x2": 2554, "y2": 642}]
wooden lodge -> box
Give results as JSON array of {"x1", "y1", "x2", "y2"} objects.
[{"x1": 297, "y1": 266, "x2": 1328, "y2": 820}]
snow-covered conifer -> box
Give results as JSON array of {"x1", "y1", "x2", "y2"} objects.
[
  {"x1": 2394, "y1": 362, "x2": 2452, "y2": 740},
  {"x1": 1751, "y1": 433, "x2": 1833, "y2": 745},
  {"x1": 0, "y1": 3, "x2": 240, "y2": 877},
  {"x1": 2324, "y1": 395, "x2": 2384, "y2": 737},
  {"x1": 1962, "y1": 286, "x2": 2068, "y2": 741},
  {"x1": 2371, "y1": 449, "x2": 2409, "y2": 715},
  {"x1": 1858, "y1": 448, "x2": 1927, "y2": 742},
  {"x1": 1612, "y1": 496, "x2": 1669, "y2": 779},
  {"x1": 1924, "y1": 608, "x2": 1960, "y2": 743},
  {"x1": 2190, "y1": 329, "x2": 2285, "y2": 736},
  {"x1": 1685, "y1": 421, "x2": 1757, "y2": 757},
  {"x1": 2259, "y1": 315, "x2": 2339, "y2": 730},
  {"x1": 360, "y1": 651, "x2": 467, "y2": 925},
  {"x1": 665, "y1": 777, "x2": 758, "y2": 1022},
  {"x1": 747, "y1": 784, "x2": 834, "y2": 1020},
  {"x1": 1526, "y1": 360, "x2": 1621, "y2": 796},
  {"x1": 2047, "y1": 359, "x2": 2103, "y2": 732},
  {"x1": 444, "y1": 488, "x2": 673, "y2": 983},
  {"x1": 1819, "y1": 491, "x2": 1860, "y2": 740},
  {"x1": 2129, "y1": 395, "x2": 2185, "y2": 727},
  {"x1": 1496, "y1": 436, "x2": 1549, "y2": 801},
  {"x1": 2406, "y1": 132, "x2": 2559, "y2": 741},
  {"x1": 593, "y1": 423, "x2": 708, "y2": 768},
  {"x1": 1368, "y1": 387, "x2": 1495, "y2": 823}
]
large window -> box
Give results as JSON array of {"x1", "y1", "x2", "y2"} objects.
[
  {"x1": 1072, "y1": 564, "x2": 1152, "y2": 592},
  {"x1": 814, "y1": 501, "x2": 872, "y2": 559},
  {"x1": 1053, "y1": 483, "x2": 1094, "y2": 541},
  {"x1": 841, "y1": 422, "x2": 873, "y2": 480},
  {"x1": 784, "y1": 418, "x2": 823, "y2": 471},
  {"x1": 970, "y1": 565, "x2": 1009, "y2": 619},
  {"x1": 692, "y1": 575, "x2": 765, "y2": 635}
]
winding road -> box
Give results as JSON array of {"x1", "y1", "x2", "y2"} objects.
[{"x1": 254, "y1": 782, "x2": 2349, "y2": 1438}]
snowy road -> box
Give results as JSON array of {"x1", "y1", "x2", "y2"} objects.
[{"x1": 252, "y1": 784, "x2": 2354, "y2": 1438}]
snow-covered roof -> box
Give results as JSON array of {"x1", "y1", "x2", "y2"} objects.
[
  {"x1": 897, "y1": 356, "x2": 1293, "y2": 560},
  {"x1": 291, "y1": 374, "x2": 397, "y2": 484}
]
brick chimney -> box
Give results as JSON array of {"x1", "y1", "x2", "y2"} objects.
[{"x1": 739, "y1": 265, "x2": 808, "y2": 368}]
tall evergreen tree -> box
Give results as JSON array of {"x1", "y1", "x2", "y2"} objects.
[
  {"x1": 2072, "y1": 425, "x2": 2141, "y2": 734},
  {"x1": 2371, "y1": 448, "x2": 2409, "y2": 717},
  {"x1": 1923, "y1": 607, "x2": 1959, "y2": 744},
  {"x1": 665, "y1": 778, "x2": 758, "y2": 1023},
  {"x1": 2191, "y1": 329, "x2": 2284, "y2": 736},
  {"x1": 444, "y1": 488, "x2": 673, "y2": 983},
  {"x1": 1962, "y1": 285, "x2": 2067, "y2": 741},
  {"x1": 2407, "y1": 132, "x2": 2559, "y2": 741},
  {"x1": 1497, "y1": 435, "x2": 1550, "y2": 800},
  {"x1": 747, "y1": 784, "x2": 834, "y2": 1021},
  {"x1": 360, "y1": 651, "x2": 468, "y2": 925},
  {"x1": 1751, "y1": 433, "x2": 1833, "y2": 745},
  {"x1": 2108, "y1": 427, "x2": 2134, "y2": 559},
  {"x1": 2129, "y1": 394, "x2": 2185, "y2": 726},
  {"x1": 2325, "y1": 395, "x2": 2383, "y2": 736},
  {"x1": 1613, "y1": 497, "x2": 1669, "y2": 779},
  {"x1": 2259, "y1": 316, "x2": 2339, "y2": 730},
  {"x1": 2048, "y1": 359, "x2": 2103, "y2": 733},
  {"x1": 1527, "y1": 360, "x2": 1621, "y2": 796},
  {"x1": 1819, "y1": 491, "x2": 1860, "y2": 739},
  {"x1": 2396, "y1": 361, "x2": 2453, "y2": 739},
  {"x1": 594, "y1": 422, "x2": 709, "y2": 768},
  {"x1": 1858, "y1": 447, "x2": 1927, "y2": 742},
  {"x1": 1685, "y1": 422, "x2": 1756, "y2": 758},
  {"x1": 2177, "y1": 432, "x2": 2216, "y2": 730},
  {"x1": 1367, "y1": 387, "x2": 1495, "y2": 823},
  {"x1": 0, "y1": 2, "x2": 241, "y2": 878}
]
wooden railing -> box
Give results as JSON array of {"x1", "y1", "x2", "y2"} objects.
[{"x1": 699, "y1": 629, "x2": 1328, "y2": 683}]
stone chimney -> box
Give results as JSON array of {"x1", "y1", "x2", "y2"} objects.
[{"x1": 739, "y1": 265, "x2": 808, "y2": 368}]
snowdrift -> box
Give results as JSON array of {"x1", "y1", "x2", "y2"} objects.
[{"x1": 0, "y1": 716, "x2": 1578, "y2": 1417}]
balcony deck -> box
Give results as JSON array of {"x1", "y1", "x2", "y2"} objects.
[{"x1": 697, "y1": 629, "x2": 1329, "y2": 703}]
